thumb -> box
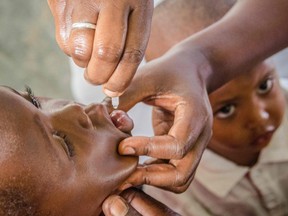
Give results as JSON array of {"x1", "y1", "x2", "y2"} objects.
[
  {"x1": 102, "y1": 188, "x2": 180, "y2": 216},
  {"x1": 102, "y1": 195, "x2": 141, "y2": 216},
  {"x1": 118, "y1": 65, "x2": 155, "y2": 112}
]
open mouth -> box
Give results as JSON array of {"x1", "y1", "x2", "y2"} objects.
[{"x1": 110, "y1": 110, "x2": 134, "y2": 134}]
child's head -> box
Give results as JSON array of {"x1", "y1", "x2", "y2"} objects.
[
  {"x1": 0, "y1": 86, "x2": 137, "y2": 215},
  {"x1": 208, "y1": 61, "x2": 286, "y2": 165},
  {"x1": 146, "y1": 0, "x2": 286, "y2": 165}
]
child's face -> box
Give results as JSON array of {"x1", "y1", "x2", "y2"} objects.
[
  {"x1": 0, "y1": 86, "x2": 137, "y2": 215},
  {"x1": 209, "y1": 61, "x2": 286, "y2": 156}
]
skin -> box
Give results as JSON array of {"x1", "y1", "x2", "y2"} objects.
[
  {"x1": 106, "y1": 61, "x2": 286, "y2": 216},
  {"x1": 0, "y1": 86, "x2": 137, "y2": 216},
  {"x1": 116, "y1": 0, "x2": 234, "y2": 193},
  {"x1": 209, "y1": 61, "x2": 286, "y2": 166},
  {"x1": 102, "y1": 188, "x2": 180, "y2": 216},
  {"x1": 47, "y1": 0, "x2": 154, "y2": 96},
  {"x1": 146, "y1": 0, "x2": 236, "y2": 61},
  {"x1": 104, "y1": 0, "x2": 288, "y2": 213},
  {"x1": 114, "y1": 0, "x2": 288, "y2": 192}
]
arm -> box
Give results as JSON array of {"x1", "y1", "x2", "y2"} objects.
[
  {"x1": 186, "y1": 0, "x2": 288, "y2": 92},
  {"x1": 116, "y1": 0, "x2": 288, "y2": 192}
]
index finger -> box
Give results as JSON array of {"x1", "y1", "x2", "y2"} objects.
[
  {"x1": 103, "y1": 1, "x2": 154, "y2": 96},
  {"x1": 119, "y1": 101, "x2": 212, "y2": 159},
  {"x1": 119, "y1": 126, "x2": 211, "y2": 192}
]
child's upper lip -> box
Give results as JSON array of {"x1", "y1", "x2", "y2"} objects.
[
  {"x1": 84, "y1": 103, "x2": 132, "y2": 134},
  {"x1": 85, "y1": 103, "x2": 113, "y2": 124}
]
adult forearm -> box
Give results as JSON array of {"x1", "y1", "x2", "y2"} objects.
[{"x1": 181, "y1": 0, "x2": 288, "y2": 92}]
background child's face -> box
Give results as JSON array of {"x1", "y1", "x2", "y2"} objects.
[
  {"x1": 0, "y1": 87, "x2": 137, "y2": 215},
  {"x1": 208, "y1": 61, "x2": 286, "y2": 157}
]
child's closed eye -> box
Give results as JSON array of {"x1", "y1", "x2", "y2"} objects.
[{"x1": 25, "y1": 85, "x2": 41, "y2": 109}]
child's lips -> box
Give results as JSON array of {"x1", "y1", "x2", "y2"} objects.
[
  {"x1": 110, "y1": 110, "x2": 134, "y2": 133},
  {"x1": 252, "y1": 131, "x2": 274, "y2": 147}
]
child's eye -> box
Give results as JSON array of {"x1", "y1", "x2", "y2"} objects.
[
  {"x1": 25, "y1": 86, "x2": 41, "y2": 109},
  {"x1": 216, "y1": 104, "x2": 235, "y2": 119},
  {"x1": 53, "y1": 131, "x2": 75, "y2": 158},
  {"x1": 257, "y1": 78, "x2": 273, "y2": 94}
]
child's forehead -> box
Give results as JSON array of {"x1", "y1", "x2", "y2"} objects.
[
  {"x1": 0, "y1": 87, "x2": 36, "y2": 143},
  {"x1": 0, "y1": 89, "x2": 19, "y2": 124},
  {"x1": 210, "y1": 61, "x2": 277, "y2": 101}
]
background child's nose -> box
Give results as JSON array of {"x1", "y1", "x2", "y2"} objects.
[{"x1": 246, "y1": 105, "x2": 270, "y2": 131}]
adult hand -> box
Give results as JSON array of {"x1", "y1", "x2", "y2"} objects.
[
  {"x1": 47, "y1": 0, "x2": 154, "y2": 96},
  {"x1": 117, "y1": 46, "x2": 213, "y2": 193},
  {"x1": 102, "y1": 188, "x2": 180, "y2": 216}
]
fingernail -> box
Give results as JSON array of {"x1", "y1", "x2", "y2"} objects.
[
  {"x1": 84, "y1": 69, "x2": 93, "y2": 84},
  {"x1": 110, "y1": 197, "x2": 129, "y2": 216},
  {"x1": 104, "y1": 89, "x2": 120, "y2": 98},
  {"x1": 123, "y1": 147, "x2": 136, "y2": 155}
]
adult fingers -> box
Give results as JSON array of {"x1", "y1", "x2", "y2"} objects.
[
  {"x1": 102, "y1": 195, "x2": 140, "y2": 216},
  {"x1": 102, "y1": 1, "x2": 154, "y2": 96},
  {"x1": 119, "y1": 126, "x2": 212, "y2": 193},
  {"x1": 47, "y1": 0, "x2": 72, "y2": 55},
  {"x1": 116, "y1": 68, "x2": 156, "y2": 112},
  {"x1": 85, "y1": 2, "x2": 130, "y2": 87},
  {"x1": 102, "y1": 189, "x2": 180, "y2": 216},
  {"x1": 119, "y1": 101, "x2": 211, "y2": 159},
  {"x1": 68, "y1": 2, "x2": 98, "y2": 67},
  {"x1": 121, "y1": 188, "x2": 180, "y2": 216}
]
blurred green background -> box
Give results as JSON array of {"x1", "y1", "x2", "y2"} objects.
[{"x1": 0, "y1": 0, "x2": 72, "y2": 99}]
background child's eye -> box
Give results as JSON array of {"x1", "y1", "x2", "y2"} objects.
[
  {"x1": 257, "y1": 78, "x2": 273, "y2": 94},
  {"x1": 216, "y1": 104, "x2": 235, "y2": 119}
]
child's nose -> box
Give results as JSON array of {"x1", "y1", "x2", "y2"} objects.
[
  {"x1": 51, "y1": 104, "x2": 93, "y2": 129},
  {"x1": 84, "y1": 103, "x2": 110, "y2": 127},
  {"x1": 245, "y1": 103, "x2": 269, "y2": 131}
]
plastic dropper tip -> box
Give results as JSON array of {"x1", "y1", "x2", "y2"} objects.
[{"x1": 112, "y1": 97, "x2": 119, "y2": 109}]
